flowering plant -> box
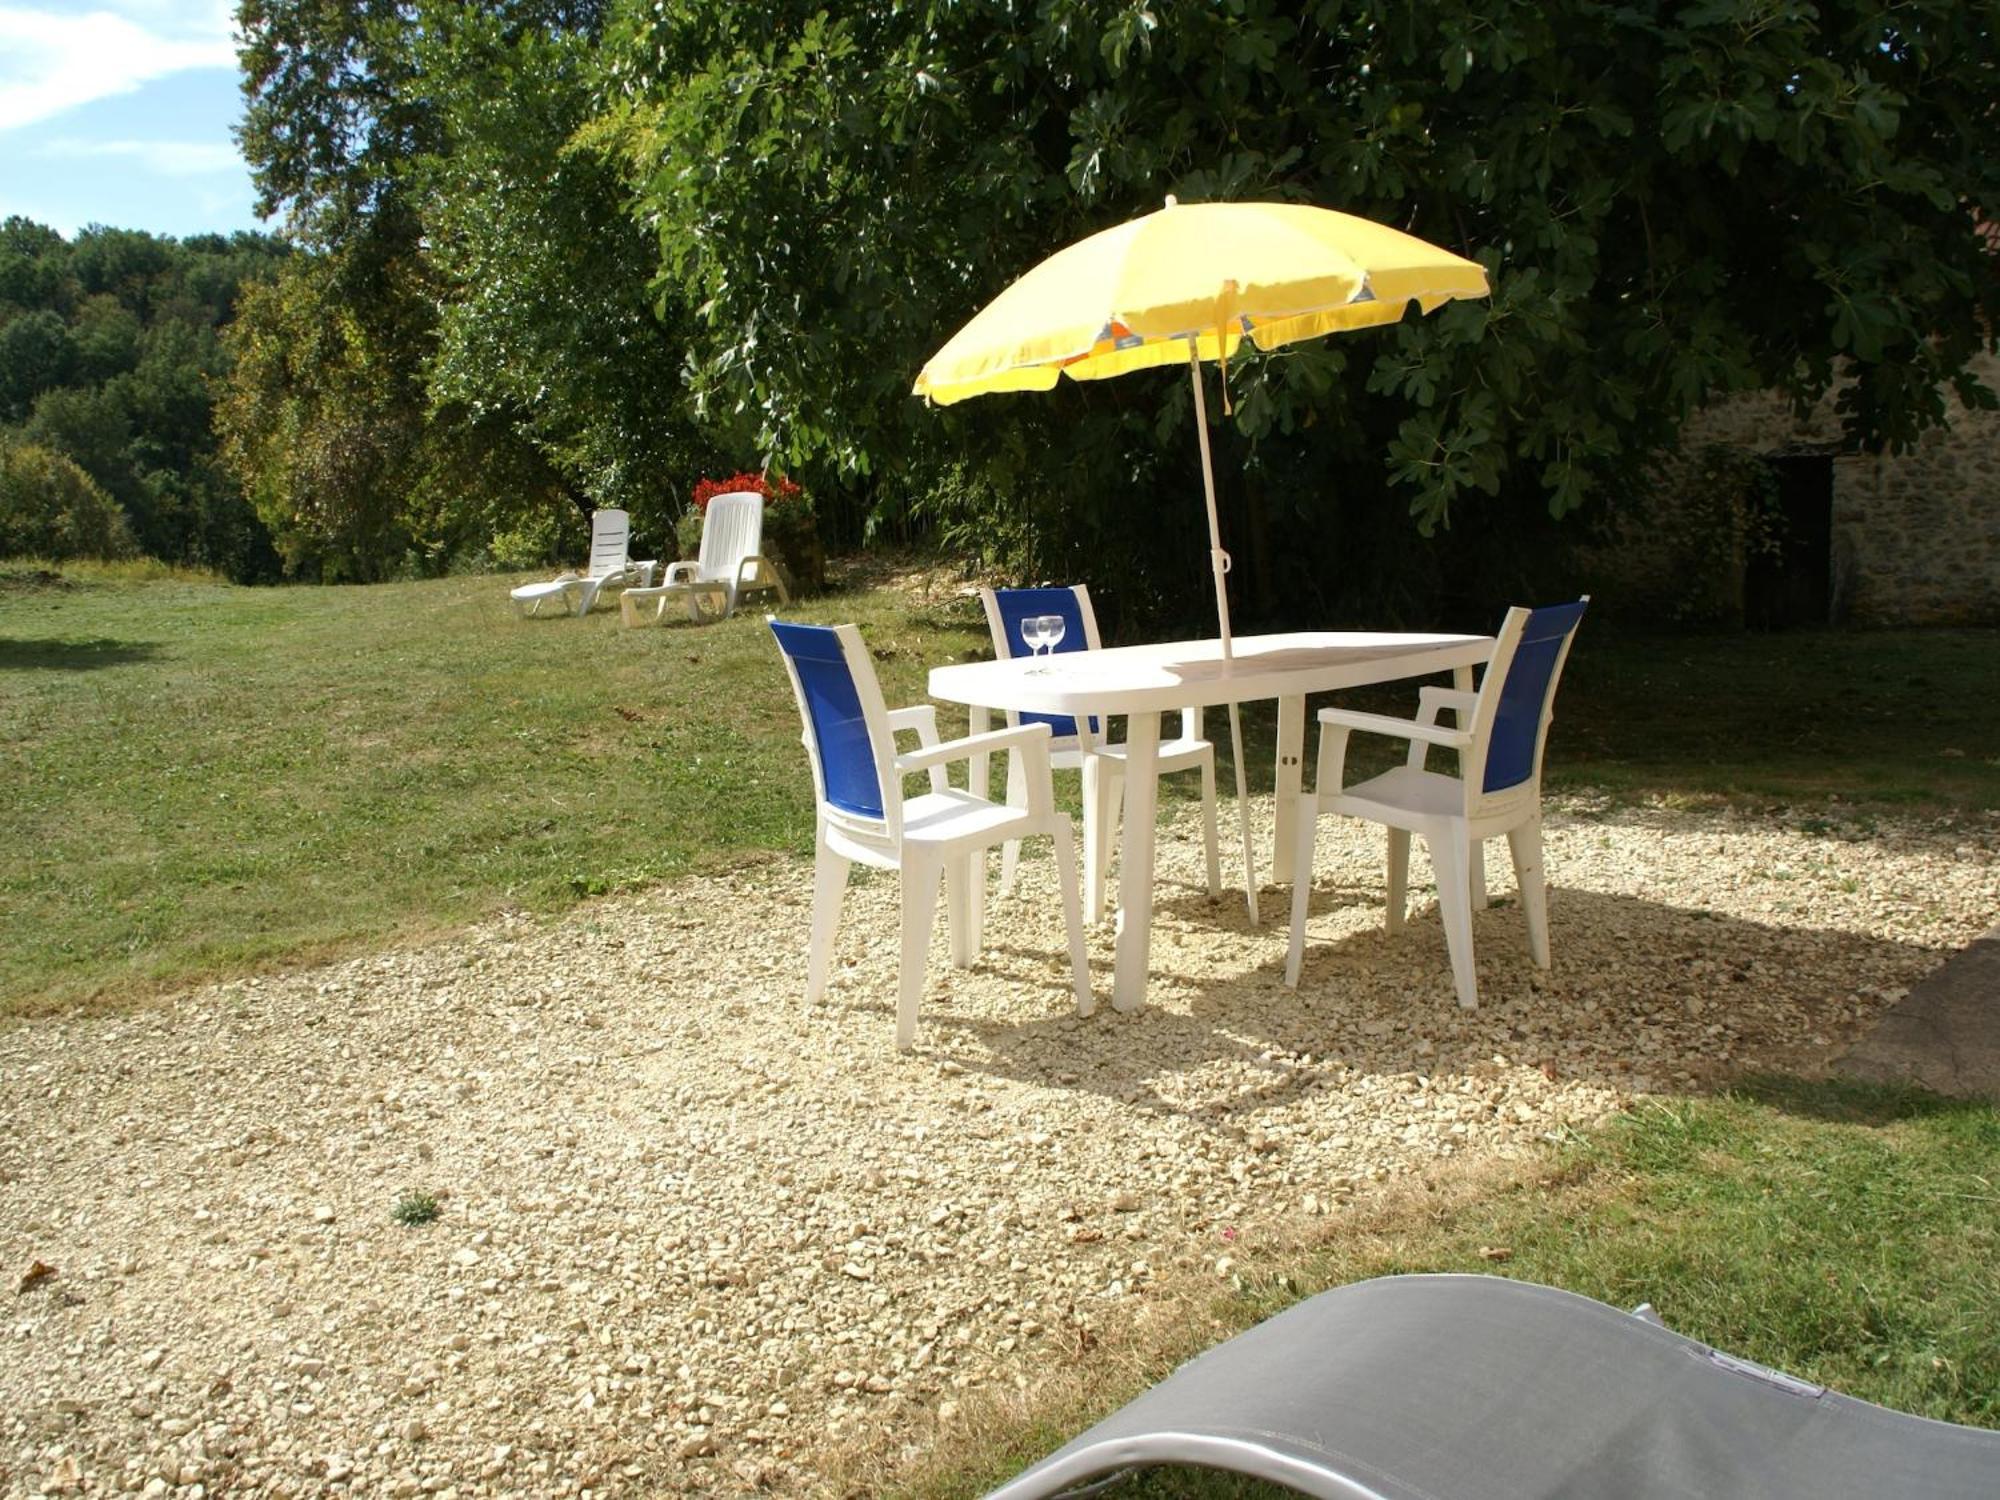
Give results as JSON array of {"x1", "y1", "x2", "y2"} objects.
[{"x1": 690, "y1": 471, "x2": 803, "y2": 513}]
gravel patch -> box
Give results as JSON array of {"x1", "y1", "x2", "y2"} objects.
[{"x1": 3, "y1": 796, "x2": 1994, "y2": 1497}]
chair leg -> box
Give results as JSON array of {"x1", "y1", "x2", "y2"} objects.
[
  {"x1": 1509, "y1": 817, "x2": 1551, "y2": 969},
  {"x1": 1428, "y1": 832, "x2": 1479, "y2": 1009},
  {"x1": 1198, "y1": 752, "x2": 1221, "y2": 898},
  {"x1": 945, "y1": 856, "x2": 975, "y2": 968},
  {"x1": 968, "y1": 850, "x2": 987, "y2": 954},
  {"x1": 1385, "y1": 829, "x2": 1410, "y2": 935},
  {"x1": 999, "y1": 753, "x2": 1026, "y2": 898},
  {"x1": 1470, "y1": 838, "x2": 1490, "y2": 910},
  {"x1": 897, "y1": 855, "x2": 945, "y2": 1050},
  {"x1": 1086, "y1": 760, "x2": 1123, "y2": 924},
  {"x1": 1049, "y1": 823, "x2": 1095, "y2": 1017},
  {"x1": 1081, "y1": 756, "x2": 1105, "y2": 925},
  {"x1": 806, "y1": 844, "x2": 850, "y2": 1005},
  {"x1": 1283, "y1": 800, "x2": 1319, "y2": 988}
]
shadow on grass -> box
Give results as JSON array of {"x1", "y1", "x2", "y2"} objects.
[
  {"x1": 1727, "y1": 1071, "x2": 1992, "y2": 1127},
  {"x1": 0, "y1": 636, "x2": 163, "y2": 671}
]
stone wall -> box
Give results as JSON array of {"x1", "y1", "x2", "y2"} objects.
[{"x1": 1588, "y1": 352, "x2": 2000, "y2": 625}]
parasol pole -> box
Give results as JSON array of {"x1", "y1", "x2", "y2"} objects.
[{"x1": 1188, "y1": 344, "x2": 1260, "y2": 925}]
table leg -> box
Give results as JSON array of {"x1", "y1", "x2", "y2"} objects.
[
  {"x1": 968, "y1": 705, "x2": 991, "y2": 939},
  {"x1": 1111, "y1": 709, "x2": 1162, "y2": 1013},
  {"x1": 1452, "y1": 666, "x2": 1488, "y2": 908},
  {"x1": 1272, "y1": 693, "x2": 1305, "y2": 883},
  {"x1": 1225, "y1": 702, "x2": 1259, "y2": 927}
]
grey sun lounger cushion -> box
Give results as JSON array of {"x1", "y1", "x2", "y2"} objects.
[{"x1": 983, "y1": 1274, "x2": 2000, "y2": 1500}]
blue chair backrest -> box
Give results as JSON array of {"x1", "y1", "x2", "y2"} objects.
[
  {"x1": 992, "y1": 586, "x2": 1095, "y2": 739},
  {"x1": 1483, "y1": 600, "x2": 1588, "y2": 794},
  {"x1": 769, "y1": 620, "x2": 884, "y2": 819}
]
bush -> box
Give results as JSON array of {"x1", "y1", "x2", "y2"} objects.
[
  {"x1": 489, "y1": 509, "x2": 573, "y2": 571},
  {"x1": 0, "y1": 441, "x2": 138, "y2": 561}
]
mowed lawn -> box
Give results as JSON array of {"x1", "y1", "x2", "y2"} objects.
[
  {"x1": 3, "y1": 560, "x2": 1997, "y2": 1014},
  {"x1": 0, "y1": 562, "x2": 992, "y2": 1013}
]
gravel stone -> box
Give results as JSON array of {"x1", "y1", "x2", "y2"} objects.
[{"x1": 0, "y1": 794, "x2": 1992, "y2": 1494}]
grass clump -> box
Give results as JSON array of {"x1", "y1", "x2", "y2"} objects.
[{"x1": 392, "y1": 1191, "x2": 442, "y2": 1227}]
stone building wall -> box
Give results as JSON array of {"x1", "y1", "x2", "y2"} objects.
[
  {"x1": 1681, "y1": 351, "x2": 2000, "y2": 625},
  {"x1": 1588, "y1": 352, "x2": 2000, "y2": 625}
]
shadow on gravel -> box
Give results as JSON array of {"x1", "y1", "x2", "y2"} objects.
[{"x1": 917, "y1": 885, "x2": 1955, "y2": 1124}]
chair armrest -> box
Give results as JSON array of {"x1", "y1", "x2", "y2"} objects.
[
  {"x1": 1417, "y1": 687, "x2": 1478, "y2": 724},
  {"x1": 900, "y1": 722, "x2": 1056, "y2": 815},
  {"x1": 663, "y1": 560, "x2": 701, "y2": 585},
  {"x1": 887, "y1": 705, "x2": 946, "y2": 793},
  {"x1": 1315, "y1": 707, "x2": 1470, "y2": 796},
  {"x1": 1411, "y1": 686, "x2": 1479, "y2": 770},
  {"x1": 895, "y1": 721, "x2": 1051, "y2": 774},
  {"x1": 885, "y1": 704, "x2": 941, "y2": 745},
  {"x1": 1316, "y1": 706, "x2": 1471, "y2": 750}
]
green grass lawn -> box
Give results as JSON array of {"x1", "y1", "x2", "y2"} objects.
[
  {"x1": 2, "y1": 559, "x2": 1996, "y2": 1014},
  {"x1": 0, "y1": 561, "x2": 991, "y2": 1012},
  {"x1": 880, "y1": 1078, "x2": 2000, "y2": 1497}
]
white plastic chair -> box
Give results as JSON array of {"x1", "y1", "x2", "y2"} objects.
[
  {"x1": 509, "y1": 508, "x2": 653, "y2": 617},
  {"x1": 980, "y1": 586, "x2": 1222, "y2": 924},
  {"x1": 622, "y1": 491, "x2": 788, "y2": 626},
  {"x1": 769, "y1": 618, "x2": 1093, "y2": 1050},
  {"x1": 1285, "y1": 599, "x2": 1589, "y2": 1008}
]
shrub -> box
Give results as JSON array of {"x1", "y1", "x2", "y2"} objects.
[
  {"x1": 0, "y1": 440, "x2": 137, "y2": 561},
  {"x1": 488, "y1": 508, "x2": 573, "y2": 571}
]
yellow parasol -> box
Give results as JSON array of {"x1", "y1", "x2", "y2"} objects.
[{"x1": 915, "y1": 196, "x2": 1489, "y2": 920}]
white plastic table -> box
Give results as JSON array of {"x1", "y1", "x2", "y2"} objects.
[{"x1": 929, "y1": 631, "x2": 1493, "y2": 1013}]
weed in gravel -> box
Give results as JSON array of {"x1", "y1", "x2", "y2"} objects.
[{"x1": 392, "y1": 1191, "x2": 442, "y2": 1226}]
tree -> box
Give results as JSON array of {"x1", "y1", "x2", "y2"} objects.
[
  {"x1": 0, "y1": 219, "x2": 288, "y2": 579},
  {"x1": 216, "y1": 249, "x2": 426, "y2": 579},
  {"x1": 229, "y1": 0, "x2": 620, "y2": 574},
  {"x1": 414, "y1": 2, "x2": 708, "y2": 552},
  {"x1": 589, "y1": 0, "x2": 2000, "y2": 623},
  {"x1": 0, "y1": 311, "x2": 78, "y2": 422}
]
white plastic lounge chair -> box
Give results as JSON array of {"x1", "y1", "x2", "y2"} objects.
[
  {"x1": 621, "y1": 491, "x2": 788, "y2": 627},
  {"x1": 1286, "y1": 597, "x2": 1588, "y2": 1008},
  {"x1": 768, "y1": 618, "x2": 1092, "y2": 1050},
  {"x1": 508, "y1": 507, "x2": 653, "y2": 618},
  {"x1": 981, "y1": 586, "x2": 1222, "y2": 924},
  {"x1": 984, "y1": 1273, "x2": 2000, "y2": 1500}
]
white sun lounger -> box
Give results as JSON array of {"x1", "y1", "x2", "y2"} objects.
[
  {"x1": 621, "y1": 491, "x2": 787, "y2": 626},
  {"x1": 509, "y1": 508, "x2": 653, "y2": 618}
]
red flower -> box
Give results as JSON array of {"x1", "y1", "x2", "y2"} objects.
[{"x1": 691, "y1": 471, "x2": 802, "y2": 512}]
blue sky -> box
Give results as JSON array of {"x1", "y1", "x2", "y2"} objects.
[{"x1": 0, "y1": 1, "x2": 268, "y2": 241}]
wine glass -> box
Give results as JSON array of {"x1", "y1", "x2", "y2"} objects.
[
  {"x1": 1038, "y1": 613, "x2": 1068, "y2": 659},
  {"x1": 1021, "y1": 613, "x2": 1066, "y2": 672}
]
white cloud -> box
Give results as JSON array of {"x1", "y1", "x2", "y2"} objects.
[
  {"x1": 0, "y1": 3, "x2": 237, "y2": 131},
  {"x1": 35, "y1": 134, "x2": 243, "y2": 174}
]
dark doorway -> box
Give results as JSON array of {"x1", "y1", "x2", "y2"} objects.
[{"x1": 1745, "y1": 454, "x2": 1833, "y2": 629}]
